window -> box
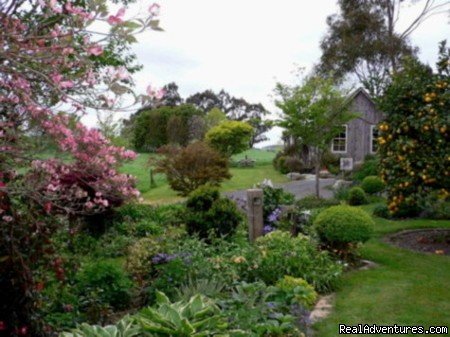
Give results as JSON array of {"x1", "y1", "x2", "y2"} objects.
[
  {"x1": 331, "y1": 125, "x2": 347, "y2": 153},
  {"x1": 370, "y1": 125, "x2": 379, "y2": 153}
]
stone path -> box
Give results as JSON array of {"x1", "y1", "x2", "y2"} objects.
[{"x1": 224, "y1": 177, "x2": 336, "y2": 202}]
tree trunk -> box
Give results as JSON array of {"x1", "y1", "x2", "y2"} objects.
[{"x1": 315, "y1": 150, "x2": 321, "y2": 198}]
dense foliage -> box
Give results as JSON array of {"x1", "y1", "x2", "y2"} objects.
[
  {"x1": 314, "y1": 205, "x2": 374, "y2": 257},
  {"x1": 361, "y1": 176, "x2": 385, "y2": 194},
  {"x1": 133, "y1": 104, "x2": 204, "y2": 151},
  {"x1": 378, "y1": 42, "x2": 450, "y2": 216},
  {"x1": 155, "y1": 142, "x2": 231, "y2": 196},
  {"x1": 205, "y1": 120, "x2": 254, "y2": 157},
  {"x1": 184, "y1": 186, "x2": 242, "y2": 239},
  {"x1": 348, "y1": 187, "x2": 369, "y2": 206}
]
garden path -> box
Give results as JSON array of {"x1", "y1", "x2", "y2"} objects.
[{"x1": 224, "y1": 177, "x2": 336, "y2": 202}]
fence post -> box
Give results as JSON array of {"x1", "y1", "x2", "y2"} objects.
[{"x1": 247, "y1": 189, "x2": 264, "y2": 242}]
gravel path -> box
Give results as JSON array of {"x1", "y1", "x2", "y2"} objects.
[{"x1": 224, "y1": 177, "x2": 336, "y2": 202}]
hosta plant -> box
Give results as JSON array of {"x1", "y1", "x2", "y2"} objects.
[
  {"x1": 136, "y1": 291, "x2": 232, "y2": 336},
  {"x1": 60, "y1": 316, "x2": 140, "y2": 337}
]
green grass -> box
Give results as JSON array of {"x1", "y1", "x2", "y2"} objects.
[
  {"x1": 120, "y1": 149, "x2": 288, "y2": 204},
  {"x1": 314, "y1": 204, "x2": 450, "y2": 336}
]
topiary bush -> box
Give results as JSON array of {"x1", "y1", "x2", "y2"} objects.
[
  {"x1": 348, "y1": 187, "x2": 368, "y2": 205},
  {"x1": 75, "y1": 261, "x2": 134, "y2": 310},
  {"x1": 361, "y1": 176, "x2": 385, "y2": 195},
  {"x1": 184, "y1": 186, "x2": 242, "y2": 239},
  {"x1": 314, "y1": 205, "x2": 374, "y2": 258}
]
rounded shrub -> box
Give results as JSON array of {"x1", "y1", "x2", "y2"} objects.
[
  {"x1": 185, "y1": 186, "x2": 242, "y2": 239},
  {"x1": 313, "y1": 205, "x2": 374, "y2": 254},
  {"x1": 76, "y1": 261, "x2": 134, "y2": 310},
  {"x1": 361, "y1": 176, "x2": 385, "y2": 195},
  {"x1": 348, "y1": 187, "x2": 368, "y2": 205}
]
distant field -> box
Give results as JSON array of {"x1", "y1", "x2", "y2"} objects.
[{"x1": 120, "y1": 148, "x2": 287, "y2": 204}]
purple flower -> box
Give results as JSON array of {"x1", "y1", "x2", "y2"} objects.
[
  {"x1": 267, "y1": 208, "x2": 281, "y2": 223},
  {"x1": 263, "y1": 225, "x2": 275, "y2": 235},
  {"x1": 151, "y1": 253, "x2": 177, "y2": 265}
]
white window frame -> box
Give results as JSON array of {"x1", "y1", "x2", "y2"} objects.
[
  {"x1": 331, "y1": 125, "x2": 348, "y2": 154},
  {"x1": 370, "y1": 125, "x2": 378, "y2": 154}
]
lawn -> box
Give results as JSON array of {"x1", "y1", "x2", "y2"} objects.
[
  {"x1": 120, "y1": 148, "x2": 288, "y2": 204},
  {"x1": 314, "y1": 204, "x2": 450, "y2": 336}
]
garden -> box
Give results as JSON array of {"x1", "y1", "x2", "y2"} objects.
[{"x1": 1, "y1": 0, "x2": 449, "y2": 336}]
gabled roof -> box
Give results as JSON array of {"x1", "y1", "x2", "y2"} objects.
[{"x1": 345, "y1": 87, "x2": 375, "y2": 105}]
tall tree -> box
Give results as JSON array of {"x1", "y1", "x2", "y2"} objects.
[
  {"x1": 318, "y1": 0, "x2": 449, "y2": 97},
  {"x1": 275, "y1": 76, "x2": 354, "y2": 197},
  {"x1": 378, "y1": 41, "x2": 449, "y2": 216},
  {"x1": 187, "y1": 90, "x2": 272, "y2": 146}
]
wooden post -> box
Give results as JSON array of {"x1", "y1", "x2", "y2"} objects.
[{"x1": 247, "y1": 189, "x2": 264, "y2": 242}]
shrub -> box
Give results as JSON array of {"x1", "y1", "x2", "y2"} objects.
[
  {"x1": 205, "y1": 120, "x2": 253, "y2": 157},
  {"x1": 348, "y1": 187, "x2": 368, "y2": 205},
  {"x1": 333, "y1": 185, "x2": 351, "y2": 201},
  {"x1": 272, "y1": 152, "x2": 288, "y2": 174},
  {"x1": 184, "y1": 186, "x2": 242, "y2": 239},
  {"x1": 419, "y1": 192, "x2": 450, "y2": 220},
  {"x1": 373, "y1": 204, "x2": 391, "y2": 219},
  {"x1": 274, "y1": 276, "x2": 318, "y2": 309},
  {"x1": 322, "y1": 151, "x2": 340, "y2": 174},
  {"x1": 361, "y1": 176, "x2": 385, "y2": 194},
  {"x1": 296, "y1": 195, "x2": 340, "y2": 210},
  {"x1": 114, "y1": 203, "x2": 155, "y2": 222},
  {"x1": 243, "y1": 231, "x2": 342, "y2": 292},
  {"x1": 155, "y1": 142, "x2": 231, "y2": 196},
  {"x1": 314, "y1": 205, "x2": 374, "y2": 256},
  {"x1": 283, "y1": 156, "x2": 304, "y2": 173},
  {"x1": 353, "y1": 156, "x2": 379, "y2": 181},
  {"x1": 261, "y1": 184, "x2": 295, "y2": 224},
  {"x1": 76, "y1": 261, "x2": 134, "y2": 310}
]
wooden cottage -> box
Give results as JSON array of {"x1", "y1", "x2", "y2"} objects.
[
  {"x1": 282, "y1": 87, "x2": 384, "y2": 169},
  {"x1": 331, "y1": 88, "x2": 384, "y2": 164}
]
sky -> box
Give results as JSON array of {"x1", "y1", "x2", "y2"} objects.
[{"x1": 86, "y1": 0, "x2": 450, "y2": 147}]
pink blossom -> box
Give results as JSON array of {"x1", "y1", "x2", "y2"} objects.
[
  {"x1": 2, "y1": 216, "x2": 13, "y2": 222},
  {"x1": 107, "y1": 7, "x2": 126, "y2": 25},
  {"x1": 113, "y1": 66, "x2": 130, "y2": 81},
  {"x1": 146, "y1": 85, "x2": 165, "y2": 99},
  {"x1": 59, "y1": 80, "x2": 74, "y2": 89},
  {"x1": 48, "y1": 0, "x2": 62, "y2": 13},
  {"x1": 148, "y1": 3, "x2": 160, "y2": 16},
  {"x1": 87, "y1": 45, "x2": 103, "y2": 56}
]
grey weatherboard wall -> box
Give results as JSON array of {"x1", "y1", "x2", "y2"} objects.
[{"x1": 333, "y1": 88, "x2": 384, "y2": 164}]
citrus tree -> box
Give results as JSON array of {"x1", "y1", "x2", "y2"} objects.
[{"x1": 378, "y1": 41, "x2": 449, "y2": 216}]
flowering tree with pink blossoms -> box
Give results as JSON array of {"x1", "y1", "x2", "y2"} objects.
[{"x1": 0, "y1": 0, "x2": 163, "y2": 335}]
